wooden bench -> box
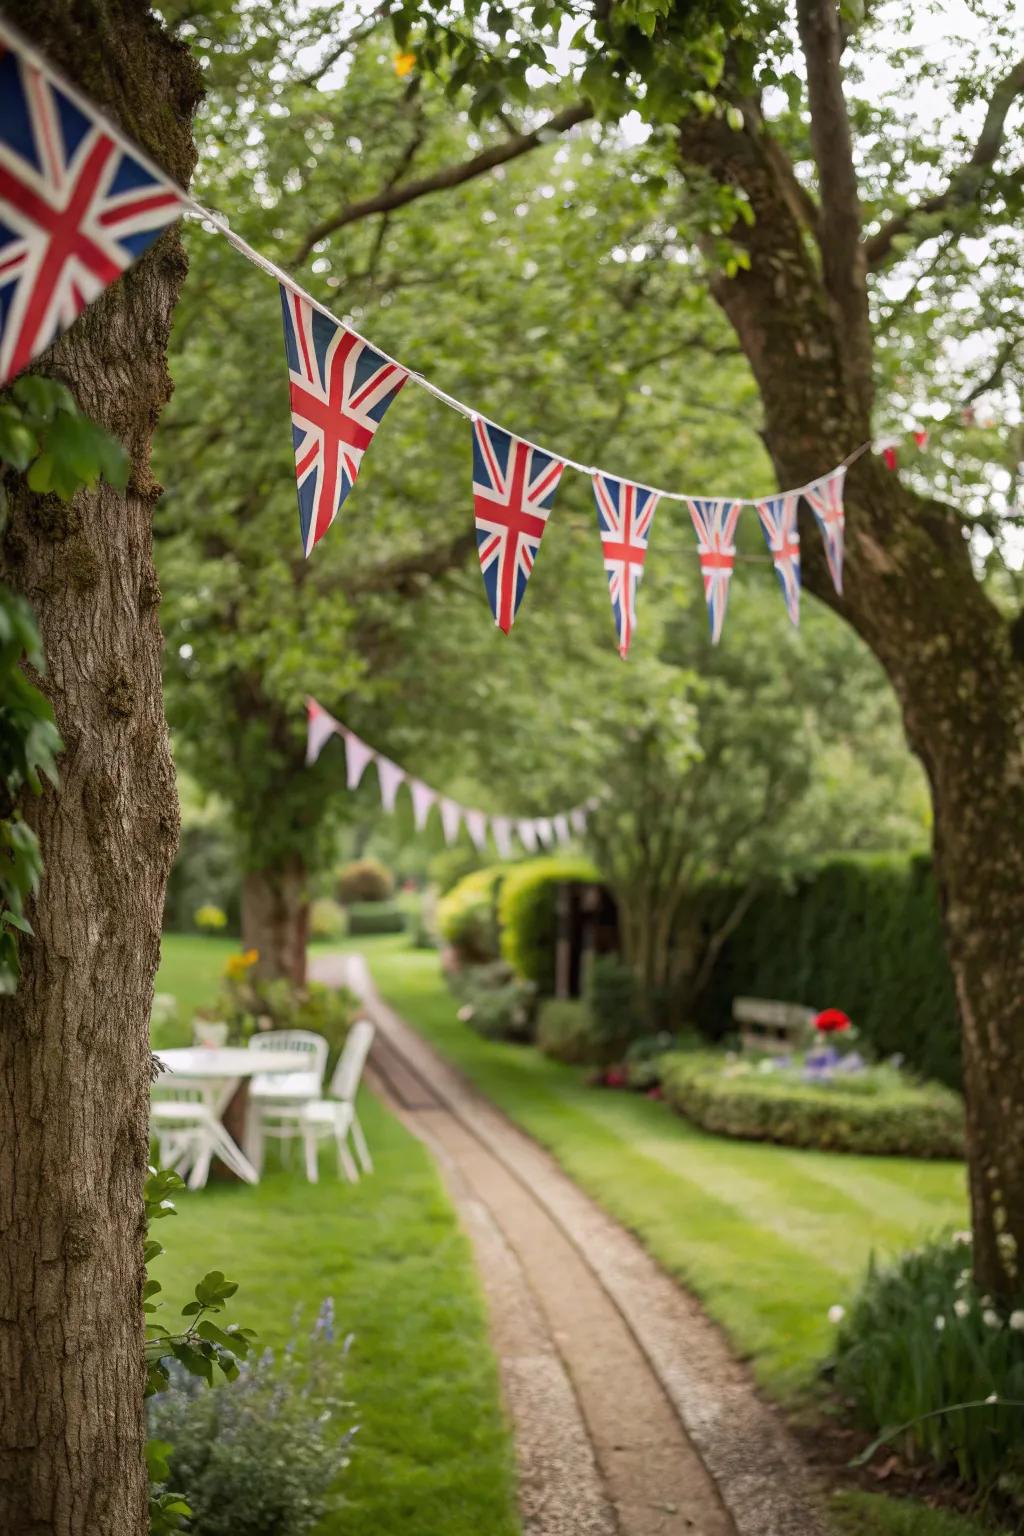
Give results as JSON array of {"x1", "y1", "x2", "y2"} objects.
[{"x1": 733, "y1": 997, "x2": 815, "y2": 1056}]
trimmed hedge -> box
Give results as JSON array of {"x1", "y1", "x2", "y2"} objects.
[
  {"x1": 499, "y1": 855, "x2": 600, "y2": 994},
  {"x1": 346, "y1": 902, "x2": 407, "y2": 935},
  {"x1": 660, "y1": 1052, "x2": 965, "y2": 1159},
  {"x1": 436, "y1": 865, "x2": 506, "y2": 963},
  {"x1": 695, "y1": 853, "x2": 961, "y2": 1089}
]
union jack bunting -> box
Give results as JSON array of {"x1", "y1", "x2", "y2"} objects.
[
  {"x1": 0, "y1": 25, "x2": 184, "y2": 386},
  {"x1": 280, "y1": 285, "x2": 407, "y2": 556},
  {"x1": 802, "y1": 467, "x2": 846, "y2": 595},
  {"x1": 755, "y1": 493, "x2": 801, "y2": 627},
  {"x1": 687, "y1": 498, "x2": 743, "y2": 644},
  {"x1": 472, "y1": 418, "x2": 564, "y2": 632},
  {"x1": 592, "y1": 472, "x2": 659, "y2": 658}
]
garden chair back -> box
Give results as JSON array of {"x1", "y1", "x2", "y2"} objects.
[
  {"x1": 249, "y1": 1029, "x2": 328, "y2": 1102},
  {"x1": 328, "y1": 1019, "x2": 375, "y2": 1105}
]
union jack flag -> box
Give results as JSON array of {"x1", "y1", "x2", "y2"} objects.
[
  {"x1": 280, "y1": 285, "x2": 407, "y2": 556},
  {"x1": 0, "y1": 26, "x2": 184, "y2": 386},
  {"x1": 687, "y1": 498, "x2": 743, "y2": 644},
  {"x1": 802, "y1": 466, "x2": 846, "y2": 595},
  {"x1": 592, "y1": 472, "x2": 658, "y2": 658},
  {"x1": 472, "y1": 418, "x2": 563, "y2": 633},
  {"x1": 755, "y1": 492, "x2": 801, "y2": 627}
]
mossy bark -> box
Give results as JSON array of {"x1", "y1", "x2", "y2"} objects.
[
  {"x1": 678, "y1": 102, "x2": 1024, "y2": 1299},
  {"x1": 241, "y1": 854, "x2": 310, "y2": 985},
  {"x1": 0, "y1": 4, "x2": 199, "y2": 1531}
]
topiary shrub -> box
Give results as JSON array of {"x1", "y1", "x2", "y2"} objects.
[
  {"x1": 537, "y1": 999, "x2": 594, "y2": 1063},
  {"x1": 660, "y1": 1052, "x2": 965, "y2": 1158},
  {"x1": 336, "y1": 858, "x2": 394, "y2": 905},
  {"x1": 436, "y1": 865, "x2": 506, "y2": 964},
  {"x1": 832, "y1": 1236, "x2": 1024, "y2": 1499},
  {"x1": 450, "y1": 961, "x2": 537, "y2": 1042},
  {"x1": 499, "y1": 856, "x2": 601, "y2": 993},
  {"x1": 346, "y1": 902, "x2": 406, "y2": 935}
]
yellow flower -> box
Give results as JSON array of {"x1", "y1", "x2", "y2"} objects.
[
  {"x1": 224, "y1": 948, "x2": 259, "y2": 981},
  {"x1": 393, "y1": 51, "x2": 416, "y2": 78}
]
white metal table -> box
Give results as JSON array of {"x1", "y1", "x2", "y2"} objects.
[{"x1": 153, "y1": 1046, "x2": 305, "y2": 1184}]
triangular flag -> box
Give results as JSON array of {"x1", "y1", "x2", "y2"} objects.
[
  {"x1": 376, "y1": 756, "x2": 405, "y2": 814},
  {"x1": 534, "y1": 817, "x2": 554, "y2": 847},
  {"x1": 0, "y1": 28, "x2": 186, "y2": 386},
  {"x1": 552, "y1": 813, "x2": 571, "y2": 845},
  {"x1": 472, "y1": 418, "x2": 563, "y2": 633},
  {"x1": 687, "y1": 498, "x2": 743, "y2": 644},
  {"x1": 464, "y1": 809, "x2": 488, "y2": 852},
  {"x1": 439, "y1": 798, "x2": 463, "y2": 846},
  {"x1": 409, "y1": 779, "x2": 436, "y2": 832},
  {"x1": 305, "y1": 697, "x2": 338, "y2": 765},
  {"x1": 592, "y1": 472, "x2": 658, "y2": 658},
  {"x1": 517, "y1": 819, "x2": 539, "y2": 854},
  {"x1": 491, "y1": 816, "x2": 514, "y2": 859},
  {"x1": 754, "y1": 493, "x2": 801, "y2": 627},
  {"x1": 802, "y1": 466, "x2": 846, "y2": 596},
  {"x1": 343, "y1": 731, "x2": 375, "y2": 791},
  {"x1": 569, "y1": 807, "x2": 588, "y2": 837},
  {"x1": 280, "y1": 285, "x2": 407, "y2": 556}
]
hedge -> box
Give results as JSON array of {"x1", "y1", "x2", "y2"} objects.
[
  {"x1": 436, "y1": 865, "x2": 506, "y2": 963},
  {"x1": 346, "y1": 902, "x2": 407, "y2": 935},
  {"x1": 498, "y1": 855, "x2": 600, "y2": 994},
  {"x1": 660, "y1": 1052, "x2": 965, "y2": 1159},
  {"x1": 695, "y1": 853, "x2": 961, "y2": 1089}
]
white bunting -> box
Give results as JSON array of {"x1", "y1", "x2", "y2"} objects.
[
  {"x1": 491, "y1": 816, "x2": 514, "y2": 859},
  {"x1": 535, "y1": 817, "x2": 554, "y2": 847},
  {"x1": 305, "y1": 699, "x2": 337, "y2": 766},
  {"x1": 552, "y1": 813, "x2": 570, "y2": 845},
  {"x1": 570, "y1": 807, "x2": 588, "y2": 837},
  {"x1": 376, "y1": 756, "x2": 406, "y2": 813},
  {"x1": 464, "y1": 809, "x2": 489, "y2": 852},
  {"x1": 440, "y1": 798, "x2": 463, "y2": 846},
  {"x1": 409, "y1": 778, "x2": 437, "y2": 832},
  {"x1": 517, "y1": 819, "x2": 539, "y2": 853},
  {"x1": 344, "y1": 731, "x2": 375, "y2": 791}
]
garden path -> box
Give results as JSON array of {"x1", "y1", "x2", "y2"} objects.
[{"x1": 312, "y1": 951, "x2": 826, "y2": 1536}]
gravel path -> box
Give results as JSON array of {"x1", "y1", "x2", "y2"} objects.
[{"x1": 312, "y1": 952, "x2": 827, "y2": 1536}]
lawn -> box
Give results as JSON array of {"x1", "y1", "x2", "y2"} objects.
[
  {"x1": 151, "y1": 1092, "x2": 520, "y2": 1536},
  {"x1": 154, "y1": 933, "x2": 237, "y2": 1043},
  {"x1": 362, "y1": 940, "x2": 968, "y2": 1401}
]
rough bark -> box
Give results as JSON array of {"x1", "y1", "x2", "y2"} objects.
[
  {"x1": 241, "y1": 855, "x2": 310, "y2": 986},
  {"x1": 0, "y1": 5, "x2": 199, "y2": 1533},
  {"x1": 678, "y1": 68, "x2": 1024, "y2": 1297}
]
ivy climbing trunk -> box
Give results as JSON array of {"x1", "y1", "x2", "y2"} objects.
[
  {"x1": 241, "y1": 854, "x2": 310, "y2": 985},
  {"x1": 678, "y1": 28, "x2": 1024, "y2": 1299},
  {"x1": 0, "y1": 5, "x2": 199, "y2": 1533}
]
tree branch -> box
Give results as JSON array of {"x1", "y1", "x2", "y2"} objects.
[
  {"x1": 291, "y1": 2, "x2": 392, "y2": 89},
  {"x1": 865, "y1": 58, "x2": 1024, "y2": 269},
  {"x1": 291, "y1": 101, "x2": 594, "y2": 266},
  {"x1": 795, "y1": 0, "x2": 871, "y2": 403}
]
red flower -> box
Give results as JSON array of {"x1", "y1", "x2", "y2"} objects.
[{"x1": 815, "y1": 1008, "x2": 851, "y2": 1034}]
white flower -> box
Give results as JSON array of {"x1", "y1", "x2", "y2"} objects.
[
  {"x1": 954, "y1": 1299, "x2": 970, "y2": 1319},
  {"x1": 952, "y1": 1230, "x2": 972, "y2": 1246},
  {"x1": 982, "y1": 1309, "x2": 1001, "y2": 1329},
  {"x1": 934, "y1": 1315, "x2": 946, "y2": 1332},
  {"x1": 1009, "y1": 1310, "x2": 1024, "y2": 1332},
  {"x1": 828, "y1": 1305, "x2": 846, "y2": 1325}
]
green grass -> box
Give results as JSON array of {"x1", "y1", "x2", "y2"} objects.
[
  {"x1": 362, "y1": 941, "x2": 968, "y2": 1402},
  {"x1": 830, "y1": 1492, "x2": 1010, "y2": 1536},
  {"x1": 152, "y1": 1092, "x2": 519, "y2": 1536},
  {"x1": 155, "y1": 933, "x2": 237, "y2": 1039}
]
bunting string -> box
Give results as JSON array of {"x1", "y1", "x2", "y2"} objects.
[
  {"x1": 1, "y1": 16, "x2": 873, "y2": 649},
  {"x1": 305, "y1": 697, "x2": 593, "y2": 852}
]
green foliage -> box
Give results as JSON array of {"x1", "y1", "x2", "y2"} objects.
[
  {"x1": 695, "y1": 853, "x2": 960, "y2": 1089},
  {"x1": 194, "y1": 903, "x2": 227, "y2": 931},
  {"x1": 536, "y1": 999, "x2": 593, "y2": 1063},
  {"x1": 215, "y1": 974, "x2": 357, "y2": 1069},
  {"x1": 659, "y1": 1051, "x2": 964, "y2": 1158},
  {"x1": 346, "y1": 902, "x2": 408, "y2": 936},
  {"x1": 163, "y1": 789, "x2": 242, "y2": 937},
  {"x1": 830, "y1": 1491, "x2": 1008, "y2": 1536},
  {"x1": 584, "y1": 953, "x2": 645, "y2": 1057},
  {"x1": 0, "y1": 374, "x2": 129, "y2": 501},
  {"x1": 499, "y1": 856, "x2": 600, "y2": 993},
  {"x1": 429, "y1": 845, "x2": 486, "y2": 895},
  {"x1": 833, "y1": 1237, "x2": 1024, "y2": 1497},
  {"x1": 309, "y1": 897, "x2": 346, "y2": 940},
  {"x1": 436, "y1": 865, "x2": 506, "y2": 964},
  {"x1": 449, "y1": 959, "x2": 537, "y2": 1042},
  {"x1": 148, "y1": 1301, "x2": 353, "y2": 1536},
  {"x1": 336, "y1": 858, "x2": 394, "y2": 906}
]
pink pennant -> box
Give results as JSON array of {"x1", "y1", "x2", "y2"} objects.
[
  {"x1": 491, "y1": 816, "x2": 514, "y2": 859},
  {"x1": 464, "y1": 809, "x2": 488, "y2": 852},
  {"x1": 376, "y1": 757, "x2": 405, "y2": 813},
  {"x1": 344, "y1": 731, "x2": 375, "y2": 791},
  {"x1": 305, "y1": 697, "x2": 338, "y2": 766},
  {"x1": 569, "y1": 807, "x2": 588, "y2": 837},
  {"x1": 517, "y1": 820, "x2": 539, "y2": 854},
  {"x1": 439, "y1": 798, "x2": 463, "y2": 846},
  {"x1": 534, "y1": 817, "x2": 554, "y2": 847},
  {"x1": 552, "y1": 814, "x2": 570, "y2": 845},
  {"x1": 912, "y1": 429, "x2": 929, "y2": 449},
  {"x1": 409, "y1": 779, "x2": 437, "y2": 832}
]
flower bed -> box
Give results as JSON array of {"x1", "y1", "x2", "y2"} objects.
[{"x1": 657, "y1": 1051, "x2": 964, "y2": 1158}]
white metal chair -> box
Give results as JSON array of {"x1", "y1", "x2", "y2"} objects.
[
  {"x1": 247, "y1": 1029, "x2": 329, "y2": 1173},
  {"x1": 277, "y1": 1020, "x2": 376, "y2": 1183},
  {"x1": 150, "y1": 1080, "x2": 259, "y2": 1190}
]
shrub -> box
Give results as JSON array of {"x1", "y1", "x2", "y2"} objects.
[
  {"x1": 194, "y1": 903, "x2": 227, "y2": 932},
  {"x1": 149, "y1": 1300, "x2": 354, "y2": 1536},
  {"x1": 695, "y1": 853, "x2": 960, "y2": 1088},
  {"x1": 585, "y1": 954, "x2": 644, "y2": 1056},
  {"x1": 499, "y1": 856, "x2": 601, "y2": 993},
  {"x1": 536, "y1": 1000, "x2": 593, "y2": 1063},
  {"x1": 336, "y1": 857, "x2": 394, "y2": 905},
  {"x1": 660, "y1": 1052, "x2": 965, "y2": 1158},
  {"x1": 309, "y1": 897, "x2": 345, "y2": 941},
  {"x1": 832, "y1": 1236, "x2": 1024, "y2": 1499},
  {"x1": 346, "y1": 902, "x2": 407, "y2": 936},
  {"x1": 436, "y1": 865, "x2": 506, "y2": 964},
  {"x1": 623, "y1": 1031, "x2": 684, "y2": 1090},
  {"x1": 216, "y1": 975, "x2": 356, "y2": 1072},
  {"x1": 450, "y1": 960, "x2": 537, "y2": 1041},
  {"x1": 429, "y1": 845, "x2": 485, "y2": 895}
]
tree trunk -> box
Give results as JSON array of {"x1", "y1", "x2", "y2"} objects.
[
  {"x1": 0, "y1": 6, "x2": 199, "y2": 1533},
  {"x1": 678, "y1": 105, "x2": 1024, "y2": 1298},
  {"x1": 241, "y1": 854, "x2": 310, "y2": 985}
]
